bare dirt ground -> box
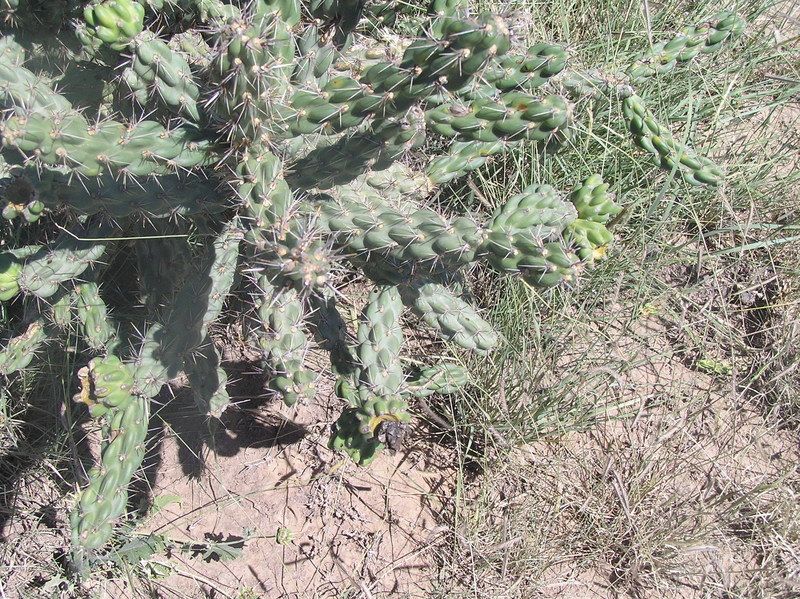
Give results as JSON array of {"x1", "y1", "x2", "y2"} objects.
[{"x1": 130, "y1": 390, "x2": 458, "y2": 598}]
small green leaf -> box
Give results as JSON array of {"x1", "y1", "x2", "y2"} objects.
[
  {"x1": 182, "y1": 532, "x2": 248, "y2": 563},
  {"x1": 151, "y1": 493, "x2": 183, "y2": 515},
  {"x1": 112, "y1": 533, "x2": 168, "y2": 566}
]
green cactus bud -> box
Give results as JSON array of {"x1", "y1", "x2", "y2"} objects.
[
  {"x1": 82, "y1": 0, "x2": 145, "y2": 51},
  {"x1": 73, "y1": 355, "x2": 135, "y2": 410},
  {"x1": 565, "y1": 219, "x2": 613, "y2": 262},
  {"x1": 568, "y1": 175, "x2": 621, "y2": 223}
]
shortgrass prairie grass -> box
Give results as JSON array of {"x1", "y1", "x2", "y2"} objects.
[{"x1": 427, "y1": 0, "x2": 800, "y2": 597}]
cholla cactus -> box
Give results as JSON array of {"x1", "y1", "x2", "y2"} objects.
[{"x1": 0, "y1": 0, "x2": 745, "y2": 557}]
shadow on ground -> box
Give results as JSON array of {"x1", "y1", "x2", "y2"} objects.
[{"x1": 130, "y1": 359, "x2": 308, "y2": 510}]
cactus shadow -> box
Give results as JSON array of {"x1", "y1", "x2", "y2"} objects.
[{"x1": 130, "y1": 359, "x2": 307, "y2": 509}]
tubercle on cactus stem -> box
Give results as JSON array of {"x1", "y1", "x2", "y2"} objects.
[{"x1": 0, "y1": 2, "x2": 744, "y2": 556}]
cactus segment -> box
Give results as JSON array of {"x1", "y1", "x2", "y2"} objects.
[
  {"x1": 236, "y1": 148, "x2": 294, "y2": 228},
  {"x1": 561, "y1": 175, "x2": 621, "y2": 261},
  {"x1": 185, "y1": 336, "x2": 230, "y2": 418},
  {"x1": 287, "y1": 113, "x2": 427, "y2": 190},
  {"x1": 317, "y1": 173, "x2": 601, "y2": 289},
  {"x1": 315, "y1": 192, "x2": 483, "y2": 269},
  {"x1": 401, "y1": 280, "x2": 497, "y2": 353},
  {"x1": 5, "y1": 168, "x2": 227, "y2": 217},
  {"x1": 0, "y1": 251, "x2": 21, "y2": 301},
  {"x1": 487, "y1": 184, "x2": 577, "y2": 235},
  {"x1": 208, "y1": 13, "x2": 294, "y2": 144},
  {"x1": 328, "y1": 286, "x2": 413, "y2": 465},
  {"x1": 124, "y1": 37, "x2": 202, "y2": 122},
  {"x1": 261, "y1": 236, "x2": 332, "y2": 291},
  {"x1": 292, "y1": 26, "x2": 335, "y2": 86},
  {"x1": 623, "y1": 95, "x2": 723, "y2": 187},
  {"x1": 71, "y1": 356, "x2": 147, "y2": 551},
  {"x1": 308, "y1": 0, "x2": 364, "y2": 41},
  {"x1": 483, "y1": 233, "x2": 580, "y2": 288},
  {"x1": 328, "y1": 406, "x2": 381, "y2": 466},
  {"x1": 425, "y1": 139, "x2": 508, "y2": 184},
  {"x1": 426, "y1": 93, "x2": 570, "y2": 144},
  {"x1": 0, "y1": 320, "x2": 48, "y2": 374},
  {"x1": 429, "y1": 0, "x2": 466, "y2": 18},
  {"x1": 257, "y1": 280, "x2": 316, "y2": 406},
  {"x1": 0, "y1": 47, "x2": 72, "y2": 114},
  {"x1": 627, "y1": 11, "x2": 746, "y2": 84},
  {"x1": 134, "y1": 223, "x2": 242, "y2": 397},
  {"x1": 254, "y1": 0, "x2": 301, "y2": 28},
  {"x1": 73, "y1": 355, "x2": 135, "y2": 410},
  {"x1": 17, "y1": 222, "x2": 115, "y2": 299},
  {"x1": 405, "y1": 362, "x2": 468, "y2": 397},
  {"x1": 1, "y1": 111, "x2": 215, "y2": 178},
  {"x1": 74, "y1": 281, "x2": 115, "y2": 350},
  {"x1": 485, "y1": 43, "x2": 568, "y2": 91},
  {"x1": 355, "y1": 285, "x2": 404, "y2": 398},
  {"x1": 47, "y1": 289, "x2": 75, "y2": 328},
  {"x1": 309, "y1": 289, "x2": 355, "y2": 376}
]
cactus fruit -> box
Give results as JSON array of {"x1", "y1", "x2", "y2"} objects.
[
  {"x1": 568, "y1": 175, "x2": 620, "y2": 224},
  {"x1": 0, "y1": 2, "x2": 744, "y2": 556}
]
